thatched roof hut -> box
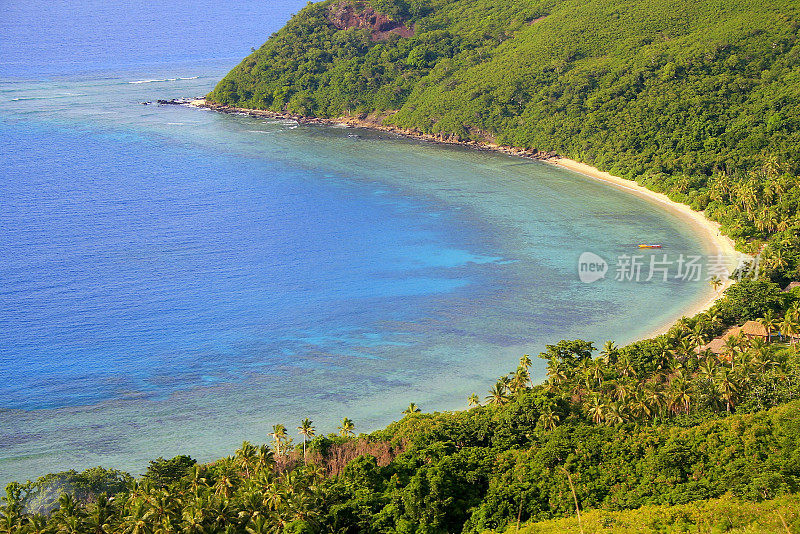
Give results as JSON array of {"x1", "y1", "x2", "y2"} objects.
[
  {"x1": 697, "y1": 320, "x2": 792, "y2": 358},
  {"x1": 740, "y1": 320, "x2": 769, "y2": 339},
  {"x1": 783, "y1": 281, "x2": 800, "y2": 292},
  {"x1": 696, "y1": 325, "x2": 742, "y2": 357}
]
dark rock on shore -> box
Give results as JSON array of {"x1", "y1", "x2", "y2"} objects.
[{"x1": 156, "y1": 98, "x2": 195, "y2": 106}]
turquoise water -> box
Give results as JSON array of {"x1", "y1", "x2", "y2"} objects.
[{"x1": 1, "y1": 2, "x2": 716, "y2": 485}]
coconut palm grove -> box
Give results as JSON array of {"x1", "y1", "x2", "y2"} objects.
[{"x1": 4, "y1": 0, "x2": 800, "y2": 531}]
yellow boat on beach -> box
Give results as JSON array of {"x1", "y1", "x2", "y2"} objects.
[{"x1": 638, "y1": 244, "x2": 662, "y2": 249}]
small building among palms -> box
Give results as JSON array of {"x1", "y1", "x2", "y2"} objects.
[
  {"x1": 695, "y1": 325, "x2": 744, "y2": 358},
  {"x1": 783, "y1": 281, "x2": 800, "y2": 292},
  {"x1": 740, "y1": 320, "x2": 770, "y2": 340},
  {"x1": 695, "y1": 320, "x2": 769, "y2": 360}
]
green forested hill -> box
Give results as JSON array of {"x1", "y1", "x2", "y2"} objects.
[{"x1": 208, "y1": 0, "x2": 800, "y2": 281}]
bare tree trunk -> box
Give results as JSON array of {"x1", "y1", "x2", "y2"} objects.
[{"x1": 559, "y1": 467, "x2": 584, "y2": 534}]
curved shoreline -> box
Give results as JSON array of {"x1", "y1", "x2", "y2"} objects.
[
  {"x1": 546, "y1": 157, "x2": 738, "y2": 339},
  {"x1": 189, "y1": 99, "x2": 739, "y2": 339}
]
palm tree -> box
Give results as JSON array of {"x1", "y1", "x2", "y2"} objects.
[
  {"x1": 789, "y1": 302, "x2": 800, "y2": 322},
  {"x1": 263, "y1": 483, "x2": 287, "y2": 512},
  {"x1": 467, "y1": 393, "x2": 481, "y2": 408},
  {"x1": 485, "y1": 382, "x2": 510, "y2": 406},
  {"x1": 749, "y1": 352, "x2": 777, "y2": 376},
  {"x1": 615, "y1": 354, "x2": 637, "y2": 378},
  {"x1": 643, "y1": 382, "x2": 665, "y2": 417},
  {"x1": 519, "y1": 354, "x2": 532, "y2": 371},
  {"x1": 145, "y1": 492, "x2": 181, "y2": 533},
  {"x1": 609, "y1": 379, "x2": 633, "y2": 403},
  {"x1": 338, "y1": 417, "x2": 355, "y2": 437},
  {"x1": 669, "y1": 376, "x2": 692, "y2": 415},
  {"x1": 697, "y1": 356, "x2": 719, "y2": 384},
  {"x1": 605, "y1": 401, "x2": 626, "y2": 426},
  {"x1": 715, "y1": 367, "x2": 739, "y2": 412},
  {"x1": 213, "y1": 474, "x2": 236, "y2": 498},
  {"x1": 53, "y1": 493, "x2": 86, "y2": 534},
  {"x1": 722, "y1": 335, "x2": 742, "y2": 362},
  {"x1": 402, "y1": 403, "x2": 421, "y2": 415},
  {"x1": 600, "y1": 341, "x2": 618, "y2": 363},
  {"x1": 538, "y1": 405, "x2": 560, "y2": 431},
  {"x1": 709, "y1": 275, "x2": 724, "y2": 292},
  {"x1": 271, "y1": 424, "x2": 288, "y2": 455},
  {"x1": 206, "y1": 497, "x2": 237, "y2": 533},
  {"x1": 542, "y1": 378, "x2": 559, "y2": 394},
  {"x1": 236, "y1": 441, "x2": 258, "y2": 478},
  {"x1": 120, "y1": 501, "x2": 150, "y2": 534},
  {"x1": 304, "y1": 463, "x2": 326, "y2": 484},
  {"x1": 758, "y1": 309, "x2": 779, "y2": 342},
  {"x1": 631, "y1": 391, "x2": 652, "y2": 421},
  {"x1": 297, "y1": 418, "x2": 315, "y2": 462},
  {"x1": 689, "y1": 324, "x2": 707, "y2": 349},
  {"x1": 57, "y1": 515, "x2": 85, "y2": 534},
  {"x1": 497, "y1": 374, "x2": 512, "y2": 392},
  {"x1": 764, "y1": 247, "x2": 788, "y2": 271},
  {"x1": 180, "y1": 499, "x2": 205, "y2": 534},
  {"x1": 238, "y1": 491, "x2": 266, "y2": 522},
  {"x1": 710, "y1": 174, "x2": 725, "y2": 202},
  {"x1": 245, "y1": 516, "x2": 271, "y2": 534},
  {"x1": 188, "y1": 466, "x2": 209, "y2": 498},
  {"x1": 780, "y1": 313, "x2": 798, "y2": 349},
  {"x1": 84, "y1": 494, "x2": 113, "y2": 534},
  {"x1": 676, "y1": 316, "x2": 692, "y2": 334},
  {"x1": 510, "y1": 366, "x2": 530, "y2": 393},
  {"x1": 586, "y1": 395, "x2": 606, "y2": 425},
  {"x1": 546, "y1": 360, "x2": 569, "y2": 387},
  {"x1": 256, "y1": 444, "x2": 275, "y2": 474},
  {"x1": 587, "y1": 358, "x2": 605, "y2": 387},
  {"x1": 25, "y1": 514, "x2": 50, "y2": 534},
  {"x1": 654, "y1": 337, "x2": 673, "y2": 372},
  {"x1": 0, "y1": 507, "x2": 21, "y2": 534},
  {"x1": 676, "y1": 336, "x2": 696, "y2": 360},
  {"x1": 707, "y1": 310, "x2": 724, "y2": 330}
]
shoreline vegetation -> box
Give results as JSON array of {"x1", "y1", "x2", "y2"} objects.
[
  {"x1": 5, "y1": 0, "x2": 800, "y2": 531},
  {"x1": 191, "y1": 98, "x2": 738, "y2": 339}
]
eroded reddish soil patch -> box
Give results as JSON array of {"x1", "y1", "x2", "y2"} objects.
[{"x1": 328, "y1": 2, "x2": 414, "y2": 41}]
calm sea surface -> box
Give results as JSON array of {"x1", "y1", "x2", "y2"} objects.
[{"x1": 0, "y1": 0, "x2": 716, "y2": 484}]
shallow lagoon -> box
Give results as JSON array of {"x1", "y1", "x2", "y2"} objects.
[{"x1": 0, "y1": 1, "x2": 716, "y2": 484}]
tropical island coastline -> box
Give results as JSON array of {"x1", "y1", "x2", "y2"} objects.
[
  {"x1": 4, "y1": 0, "x2": 800, "y2": 531},
  {"x1": 191, "y1": 97, "x2": 740, "y2": 340}
]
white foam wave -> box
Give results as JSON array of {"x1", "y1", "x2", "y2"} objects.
[
  {"x1": 128, "y1": 76, "x2": 200, "y2": 84},
  {"x1": 10, "y1": 93, "x2": 86, "y2": 101}
]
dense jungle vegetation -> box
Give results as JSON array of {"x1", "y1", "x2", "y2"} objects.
[{"x1": 4, "y1": 0, "x2": 800, "y2": 532}]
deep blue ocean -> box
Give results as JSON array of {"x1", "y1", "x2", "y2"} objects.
[{"x1": 0, "y1": 0, "x2": 717, "y2": 484}]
